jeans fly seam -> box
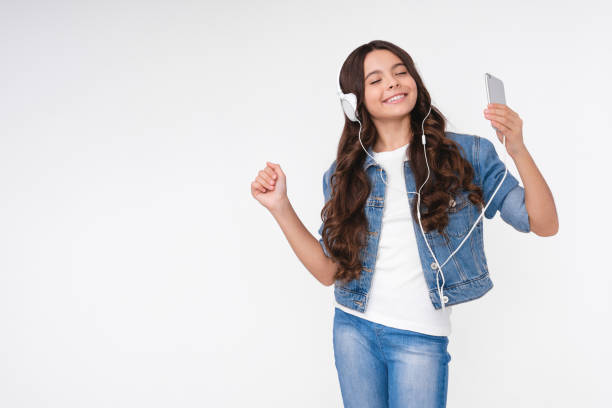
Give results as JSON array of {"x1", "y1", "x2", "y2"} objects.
[{"x1": 373, "y1": 327, "x2": 389, "y2": 364}]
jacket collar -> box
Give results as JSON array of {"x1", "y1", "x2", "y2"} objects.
[{"x1": 362, "y1": 144, "x2": 409, "y2": 171}]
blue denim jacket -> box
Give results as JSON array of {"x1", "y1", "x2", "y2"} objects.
[{"x1": 318, "y1": 131, "x2": 530, "y2": 310}]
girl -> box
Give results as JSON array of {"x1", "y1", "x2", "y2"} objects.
[{"x1": 250, "y1": 40, "x2": 558, "y2": 407}]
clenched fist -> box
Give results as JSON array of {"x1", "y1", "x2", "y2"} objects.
[{"x1": 251, "y1": 161, "x2": 288, "y2": 212}]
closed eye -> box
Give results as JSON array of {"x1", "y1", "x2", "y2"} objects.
[{"x1": 370, "y1": 71, "x2": 408, "y2": 85}]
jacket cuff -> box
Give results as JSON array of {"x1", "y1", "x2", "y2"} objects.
[{"x1": 499, "y1": 185, "x2": 531, "y2": 232}]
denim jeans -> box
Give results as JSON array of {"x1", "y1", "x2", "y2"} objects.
[{"x1": 333, "y1": 307, "x2": 451, "y2": 408}]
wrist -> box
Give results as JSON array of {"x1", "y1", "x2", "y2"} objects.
[
  {"x1": 510, "y1": 144, "x2": 528, "y2": 159},
  {"x1": 270, "y1": 197, "x2": 292, "y2": 218}
]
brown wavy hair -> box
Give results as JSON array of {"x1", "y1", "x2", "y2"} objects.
[{"x1": 320, "y1": 40, "x2": 485, "y2": 284}]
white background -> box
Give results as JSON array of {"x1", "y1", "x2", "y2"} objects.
[{"x1": 1, "y1": 0, "x2": 610, "y2": 406}]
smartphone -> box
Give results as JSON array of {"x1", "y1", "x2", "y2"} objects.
[{"x1": 484, "y1": 73, "x2": 506, "y2": 130}]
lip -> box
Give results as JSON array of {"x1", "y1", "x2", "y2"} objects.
[{"x1": 383, "y1": 92, "x2": 407, "y2": 104}]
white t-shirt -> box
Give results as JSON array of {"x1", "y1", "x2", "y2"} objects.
[{"x1": 334, "y1": 142, "x2": 452, "y2": 336}]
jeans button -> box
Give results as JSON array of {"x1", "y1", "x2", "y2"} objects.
[
  {"x1": 443, "y1": 295, "x2": 449, "y2": 303},
  {"x1": 431, "y1": 262, "x2": 438, "y2": 270}
]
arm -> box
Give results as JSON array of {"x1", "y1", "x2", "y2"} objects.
[
  {"x1": 250, "y1": 161, "x2": 337, "y2": 287},
  {"x1": 484, "y1": 103, "x2": 559, "y2": 236},
  {"x1": 509, "y1": 146, "x2": 559, "y2": 236},
  {"x1": 270, "y1": 198, "x2": 338, "y2": 286}
]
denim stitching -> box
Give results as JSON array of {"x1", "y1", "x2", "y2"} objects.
[{"x1": 428, "y1": 270, "x2": 490, "y2": 292}]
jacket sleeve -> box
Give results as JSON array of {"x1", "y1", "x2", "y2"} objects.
[
  {"x1": 318, "y1": 165, "x2": 333, "y2": 258},
  {"x1": 477, "y1": 136, "x2": 530, "y2": 233},
  {"x1": 499, "y1": 185, "x2": 531, "y2": 233}
]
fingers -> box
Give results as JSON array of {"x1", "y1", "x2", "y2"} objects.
[
  {"x1": 256, "y1": 172, "x2": 275, "y2": 191},
  {"x1": 486, "y1": 103, "x2": 511, "y2": 112},
  {"x1": 488, "y1": 115, "x2": 512, "y2": 129},
  {"x1": 485, "y1": 104, "x2": 519, "y2": 120},
  {"x1": 262, "y1": 163, "x2": 277, "y2": 182},
  {"x1": 252, "y1": 162, "x2": 281, "y2": 194},
  {"x1": 491, "y1": 119, "x2": 512, "y2": 134},
  {"x1": 267, "y1": 161, "x2": 285, "y2": 178},
  {"x1": 484, "y1": 110, "x2": 516, "y2": 129},
  {"x1": 252, "y1": 180, "x2": 268, "y2": 194},
  {"x1": 258, "y1": 168, "x2": 276, "y2": 188}
]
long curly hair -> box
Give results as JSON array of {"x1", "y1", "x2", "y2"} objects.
[{"x1": 321, "y1": 40, "x2": 485, "y2": 285}]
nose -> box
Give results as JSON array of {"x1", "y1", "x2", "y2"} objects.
[{"x1": 387, "y1": 79, "x2": 399, "y2": 89}]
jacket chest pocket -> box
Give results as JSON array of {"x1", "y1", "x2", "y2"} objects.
[
  {"x1": 366, "y1": 196, "x2": 384, "y2": 208},
  {"x1": 426, "y1": 192, "x2": 472, "y2": 239}
]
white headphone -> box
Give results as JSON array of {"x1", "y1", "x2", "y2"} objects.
[{"x1": 337, "y1": 69, "x2": 509, "y2": 311}]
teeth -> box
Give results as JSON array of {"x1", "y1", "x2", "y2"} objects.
[{"x1": 385, "y1": 94, "x2": 406, "y2": 103}]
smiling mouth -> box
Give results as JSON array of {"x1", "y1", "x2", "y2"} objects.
[{"x1": 383, "y1": 93, "x2": 407, "y2": 104}]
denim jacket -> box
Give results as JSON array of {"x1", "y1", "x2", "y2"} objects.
[{"x1": 318, "y1": 131, "x2": 530, "y2": 311}]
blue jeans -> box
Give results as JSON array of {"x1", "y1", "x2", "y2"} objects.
[{"x1": 333, "y1": 307, "x2": 451, "y2": 408}]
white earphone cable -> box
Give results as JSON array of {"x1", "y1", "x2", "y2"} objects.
[{"x1": 354, "y1": 106, "x2": 509, "y2": 311}]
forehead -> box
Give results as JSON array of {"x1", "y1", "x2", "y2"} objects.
[{"x1": 363, "y1": 49, "x2": 403, "y2": 74}]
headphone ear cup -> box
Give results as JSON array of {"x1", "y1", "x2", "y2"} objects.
[{"x1": 339, "y1": 92, "x2": 359, "y2": 122}]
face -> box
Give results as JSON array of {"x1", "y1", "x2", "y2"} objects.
[{"x1": 362, "y1": 49, "x2": 418, "y2": 121}]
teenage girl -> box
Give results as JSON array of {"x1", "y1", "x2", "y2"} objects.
[{"x1": 250, "y1": 40, "x2": 558, "y2": 407}]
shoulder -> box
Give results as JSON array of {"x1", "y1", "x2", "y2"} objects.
[
  {"x1": 444, "y1": 131, "x2": 476, "y2": 164},
  {"x1": 323, "y1": 159, "x2": 337, "y2": 181},
  {"x1": 444, "y1": 131, "x2": 478, "y2": 153},
  {"x1": 322, "y1": 159, "x2": 337, "y2": 191},
  {"x1": 444, "y1": 130, "x2": 477, "y2": 145},
  {"x1": 328, "y1": 158, "x2": 338, "y2": 173},
  {"x1": 320, "y1": 159, "x2": 338, "y2": 199},
  {"x1": 444, "y1": 131, "x2": 492, "y2": 168}
]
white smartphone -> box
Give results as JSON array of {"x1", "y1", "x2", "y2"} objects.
[{"x1": 484, "y1": 73, "x2": 506, "y2": 130}]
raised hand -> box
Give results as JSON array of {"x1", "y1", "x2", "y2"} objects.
[
  {"x1": 483, "y1": 103, "x2": 526, "y2": 156},
  {"x1": 250, "y1": 161, "x2": 288, "y2": 212}
]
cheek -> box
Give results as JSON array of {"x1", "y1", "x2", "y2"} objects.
[
  {"x1": 363, "y1": 89, "x2": 380, "y2": 108},
  {"x1": 409, "y1": 77, "x2": 418, "y2": 91}
]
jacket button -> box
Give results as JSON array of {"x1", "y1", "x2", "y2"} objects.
[
  {"x1": 430, "y1": 262, "x2": 438, "y2": 270},
  {"x1": 443, "y1": 295, "x2": 449, "y2": 303},
  {"x1": 449, "y1": 198, "x2": 456, "y2": 207}
]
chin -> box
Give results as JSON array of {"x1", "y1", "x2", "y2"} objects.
[{"x1": 380, "y1": 106, "x2": 413, "y2": 119}]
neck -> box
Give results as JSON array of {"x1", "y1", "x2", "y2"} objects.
[{"x1": 372, "y1": 115, "x2": 413, "y2": 153}]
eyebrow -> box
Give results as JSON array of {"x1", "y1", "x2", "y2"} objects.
[{"x1": 365, "y1": 63, "x2": 406, "y2": 80}]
